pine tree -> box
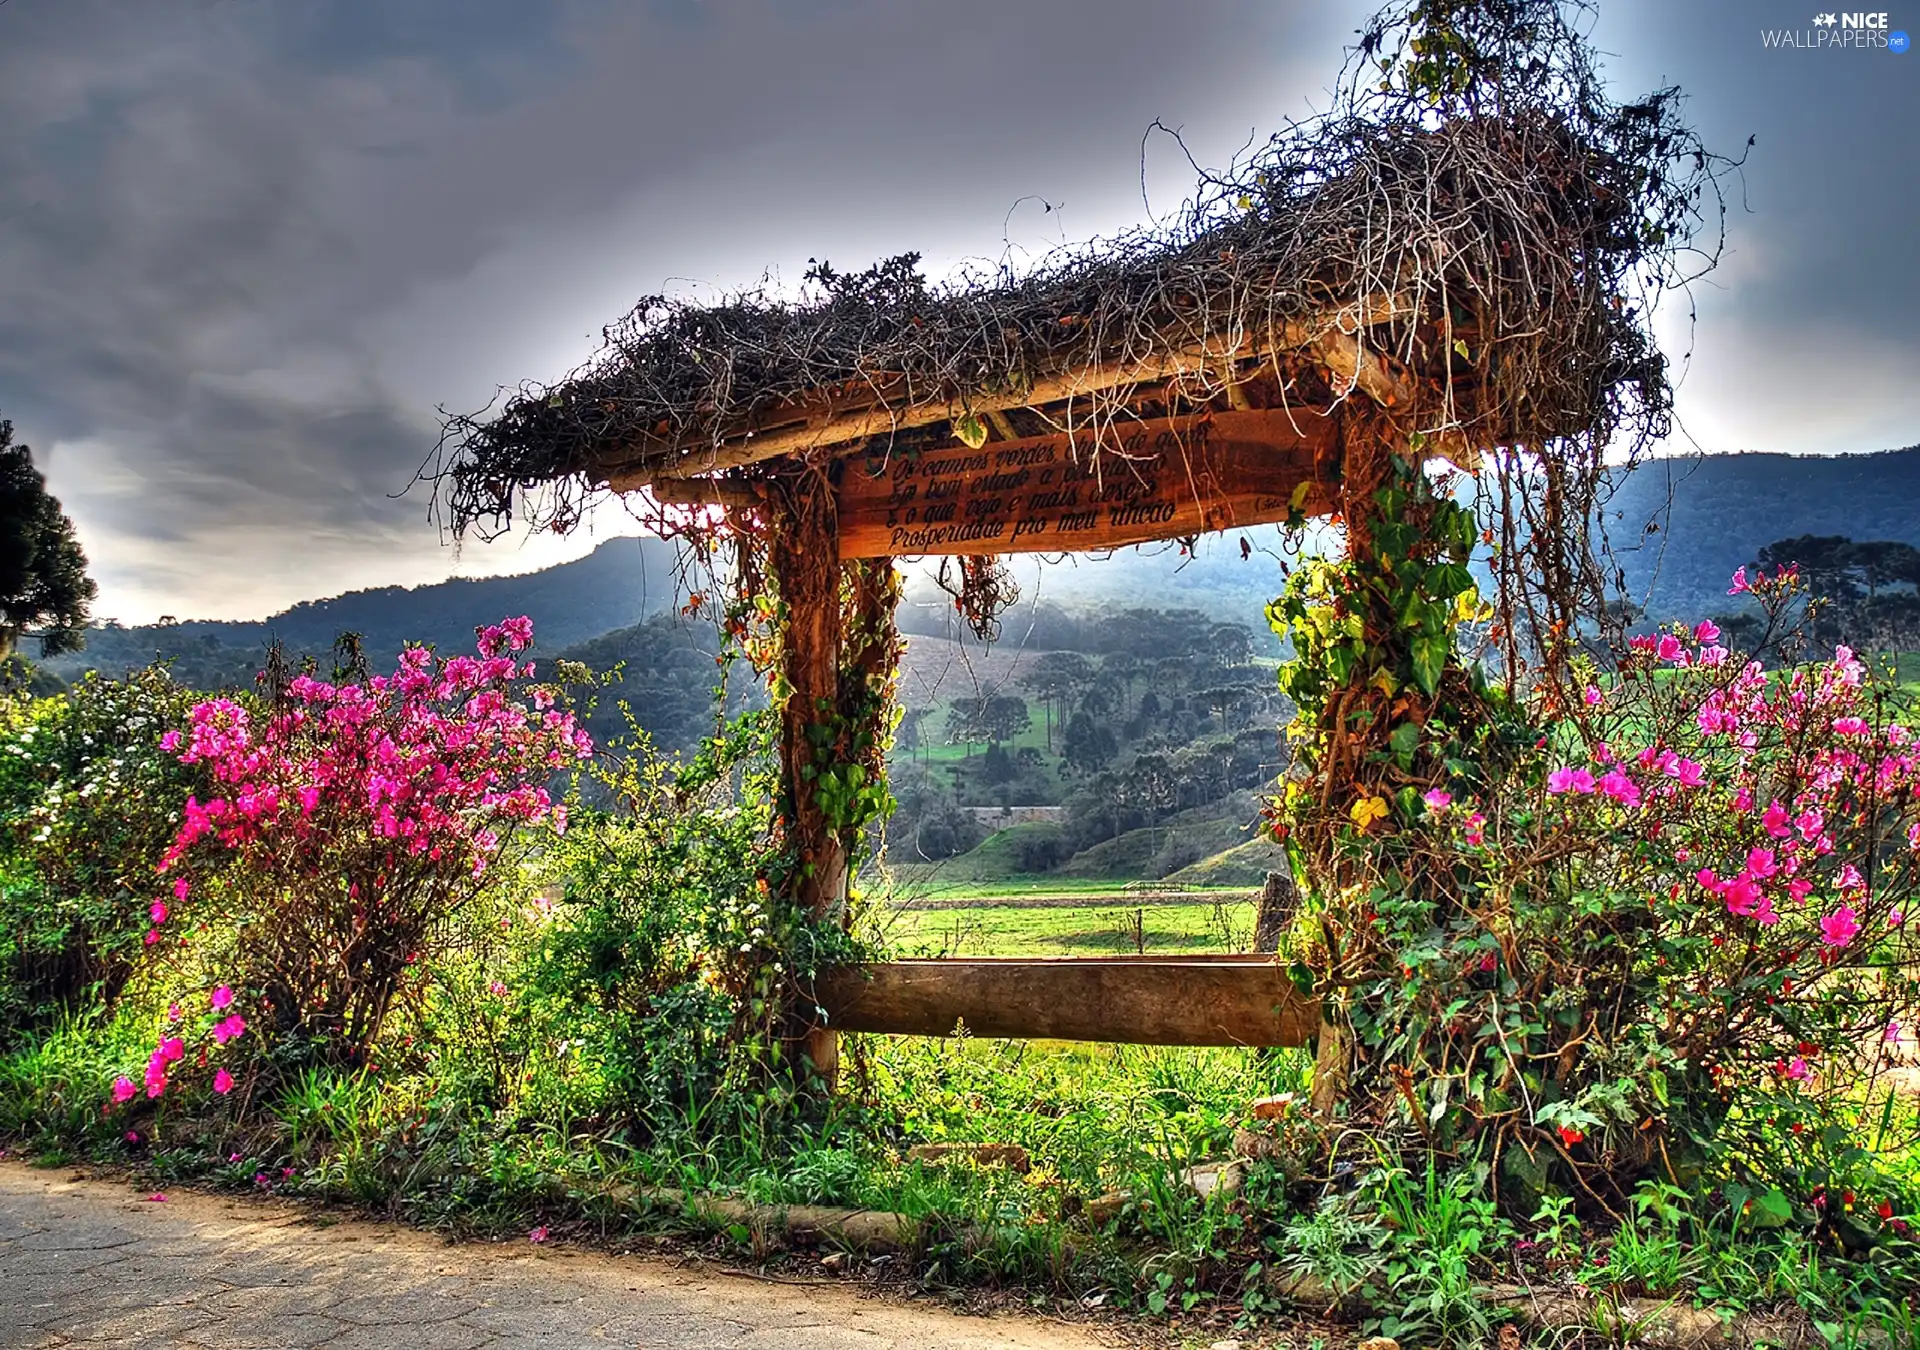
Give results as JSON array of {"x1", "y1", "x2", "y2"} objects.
[{"x1": 0, "y1": 420, "x2": 96, "y2": 657}]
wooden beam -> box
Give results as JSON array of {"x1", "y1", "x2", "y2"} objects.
[
  {"x1": 818, "y1": 956, "x2": 1321, "y2": 1047},
  {"x1": 599, "y1": 293, "x2": 1413, "y2": 490},
  {"x1": 835, "y1": 408, "x2": 1337, "y2": 559}
]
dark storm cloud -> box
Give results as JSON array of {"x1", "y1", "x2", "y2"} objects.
[{"x1": 0, "y1": 0, "x2": 1914, "y2": 621}]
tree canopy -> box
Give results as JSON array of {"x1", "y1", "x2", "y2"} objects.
[{"x1": 0, "y1": 421, "x2": 95, "y2": 657}]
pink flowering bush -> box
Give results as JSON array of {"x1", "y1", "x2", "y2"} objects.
[
  {"x1": 1304, "y1": 568, "x2": 1920, "y2": 1211},
  {"x1": 146, "y1": 618, "x2": 591, "y2": 1076}
]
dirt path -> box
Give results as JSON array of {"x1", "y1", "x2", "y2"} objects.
[{"x1": 0, "y1": 1163, "x2": 1106, "y2": 1350}]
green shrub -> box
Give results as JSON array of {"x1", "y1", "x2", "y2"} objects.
[
  {"x1": 506, "y1": 711, "x2": 842, "y2": 1142},
  {"x1": 0, "y1": 667, "x2": 205, "y2": 1037}
]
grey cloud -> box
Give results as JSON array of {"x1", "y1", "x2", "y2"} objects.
[{"x1": 2, "y1": 0, "x2": 1913, "y2": 621}]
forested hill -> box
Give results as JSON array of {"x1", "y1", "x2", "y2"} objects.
[
  {"x1": 43, "y1": 535, "x2": 680, "y2": 687},
  {"x1": 902, "y1": 445, "x2": 1920, "y2": 630},
  {"x1": 42, "y1": 446, "x2": 1920, "y2": 691},
  {"x1": 1604, "y1": 447, "x2": 1920, "y2": 625}
]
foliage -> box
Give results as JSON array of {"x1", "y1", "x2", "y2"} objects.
[
  {"x1": 0, "y1": 667, "x2": 206, "y2": 1035},
  {"x1": 1277, "y1": 540, "x2": 1920, "y2": 1219},
  {"x1": 509, "y1": 709, "x2": 858, "y2": 1139},
  {"x1": 0, "y1": 419, "x2": 95, "y2": 658},
  {"x1": 148, "y1": 617, "x2": 591, "y2": 1081}
]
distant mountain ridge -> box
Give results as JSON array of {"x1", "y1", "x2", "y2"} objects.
[
  {"x1": 1603, "y1": 447, "x2": 1920, "y2": 625},
  {"x1": 44, "y1": 536, "x2": 682, "y2": 685},
  {"x1": 42, "y1": 446, "x2": 1920, "y2": 689}
]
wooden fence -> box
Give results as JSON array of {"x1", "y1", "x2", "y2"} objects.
[{"x1": 817, "y1": 954, "x2": 1320, "y2": 1047}]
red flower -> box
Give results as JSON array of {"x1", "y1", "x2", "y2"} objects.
[{"x1": 1557, "y1": 1126, "x2": 1585, "y2": 1147}]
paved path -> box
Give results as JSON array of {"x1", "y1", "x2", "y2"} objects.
[{"x1": 0, "y1": 1164, "x2": 1104, "y2": 1350}]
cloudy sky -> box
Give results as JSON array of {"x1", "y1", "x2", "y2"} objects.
[{"x1": 2, "y1": 0, "x2": 1915, "y2": 624}]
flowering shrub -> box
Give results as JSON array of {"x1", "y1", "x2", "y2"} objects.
[
  {"x1": 146, "y1": 618, "x2": 590, "y2": 1082},
  {"x1": 1277, "y1": 554, "x2": 1920, "y2": 1214},
  {"x1": 0, "y1": 667, "x2": 207, "y2": 1033}
]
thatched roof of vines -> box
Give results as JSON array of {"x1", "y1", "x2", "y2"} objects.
[{"x1": 426, "y1": 0, "x2": 1730, "y2": 585}]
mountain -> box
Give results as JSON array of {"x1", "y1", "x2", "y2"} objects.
[
  {"x1": 898, "y1": 445, "x2": 1920, "y2": 636},
  {"x1": 43, "y1": 536, "x2": 683, "y2": 687},
  {"x1": 41, "y1": 445, "x2": 1920, "y2": 692},
  {"x1": 1603, "y1": 447, "x2": 1920, "y2": 625}
]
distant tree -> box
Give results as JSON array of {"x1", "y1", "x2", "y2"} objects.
[
  {"x1": 1744, "y1": 535, "x2": 1920, "y2": 653},
  {"x1": 1019, "y1": 651, "x2": 1095, "y2": 751},
  {"x1": 1060, "y1": 710, "x2": 1118, "y2": 777},
  {"x1": 943, "y1": 695, "x2": 1032, "y2": 754},
  {"x1": 0, "y1": 421, "x2": 95, "y2": 657},
  {"x1": 981, "y1": 741, "x2": 1018, "y2": 785},
  {"x1": 1077, "y1": 674, "x2": 1123, "y2": 722},
  {"x1": 896, "y1": 707, "x2": 927, "y2": 761},
  {"x1": 1208, "y1": 622, "x2": 1254, "y2": 667}
]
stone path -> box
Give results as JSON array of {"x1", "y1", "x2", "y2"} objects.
[{"x1": 0, "y1": 1164, "x2": 1104, "y2": 1350}]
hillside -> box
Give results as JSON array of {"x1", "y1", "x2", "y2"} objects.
[
  {"x1": 43, "y1": 536, "x2": 682, "y2": 688},
  {"x1": 40, "y1": 446, "x2": 1920, "y2": 695},
  {"x1": 1604, "y1": 447, "x2": 1920, "y2": 625},
  {"x1": 898, "y1": 445, "x2": 1920, "y2": 634}
]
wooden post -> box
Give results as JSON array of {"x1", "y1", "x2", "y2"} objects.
[
  {"x1": 766, "y1": 469, "x2": 845, "y2": 1086},
  {"x1": 1252, "y1": 869, "x2": 1297, "y2": 953}
]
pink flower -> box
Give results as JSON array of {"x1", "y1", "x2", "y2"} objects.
[
  {"x1": 111, "y1": 1076, "x2": 137, "y2": 1104},
  {"x1": 211, "y1": 1014, "x2": 247, "y2": 1045},
  {"x1": 1728, "y1": 567, "x2": 1751, "y2": 596},
  {"x1": 213, "y1": 1069, "x2": 235, "y2": 1095},
  {"x1": 143, "y1": 929, "x2": 159, "y2": 946},
  {"x1": 528, "y1": 1225, "x2": 550, "y2": 1244},
  {"x1": 1888, "y1": 1022, "x2": 1904, "y2": 1044},
  {"x1": 1694, "y1": 619, "x2": 1721, "y2": 643},
  {"x1": 1422, "y1": 789, "x2": 1452, "y2": 811},
  {"x1": 211, "y1": 985, "x2": 234, "y2": 1010},
  {"x1": 159, "y1": 1037, "x2": 185, "y2": 1063},
  {"x1": 1583, "y1": 685, "x2": 1602, "y2": 706},
  {"x1": 1746, "y1": 848, "x2": 1779, "y2": 880},
  {"x1": 1656, "y1": 634, "x2": 1685, "y2": 663},
  {"x1": 1596, "y1": 770, "x2": 1641, "y2": 807},
  {"x1": 149, "y1": 900, "x2": 169, "y2": 925},
  {"x1": 1833, "y1": 716, "x2": 1870, "y2": 737},
  {"x1": 1784, "y1": 1056, "x2": 1812, "y2": 1082},
  {"x1": 1723, "y1": 876, "x2": 1764, "y2": 918},
  {"x1": 159, "y1": 730, "x2": 183, "y2": 752},
  {"x1": 144, "y1": 1193, "x2": 167, "y2": 1203},
  {"x1": 1762, "y1": 801, "x2": 1792, "y2": 839},
  {"x1": 1890, "y1": 910, "x2": 1905, "y2": 928},
  {"x1": 166, "y1": 1003, "x2": 182, "y2": 1023},
  {"x1": 1821, "y1": 906, "x2": 1861, "y2": 948},
  {"x1": 172, "y1": 877, "x2": 190, "y2": 902},
  {"x1": 1547, "y1": 767, "x2": 1596, "y2": 795}
]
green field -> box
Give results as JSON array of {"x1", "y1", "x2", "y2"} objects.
[{"x1": 870, "y1": 893, "x2": 1259, "y2": 957}]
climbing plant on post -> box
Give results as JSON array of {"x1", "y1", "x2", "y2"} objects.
[
  {"x1": 761, "y1": 464, "x2": 901, "y2": 1088},
  {"x1": 1257, "y1": 0, "x2": 1737, "y2": 1204}
]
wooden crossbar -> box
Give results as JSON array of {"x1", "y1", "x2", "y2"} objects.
[{"x1": 817, "y1": 956, "x2": 1320, "y2": 1047}]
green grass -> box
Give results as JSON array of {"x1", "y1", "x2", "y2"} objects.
[{"x1": 873, "y1": 896, "x2": 1257, "y2": 956}]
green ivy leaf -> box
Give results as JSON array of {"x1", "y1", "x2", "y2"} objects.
[
  {"x1": 1410, "y1": 631, "x2": 1449, "y2": 696},
  {"x1": 954, "y1": 412, "x2": 989, "y2": 449}
]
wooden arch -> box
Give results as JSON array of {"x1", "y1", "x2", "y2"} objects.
[{"x1": 600, "y1": 297, "x2": 1487, "y2": 1082}]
